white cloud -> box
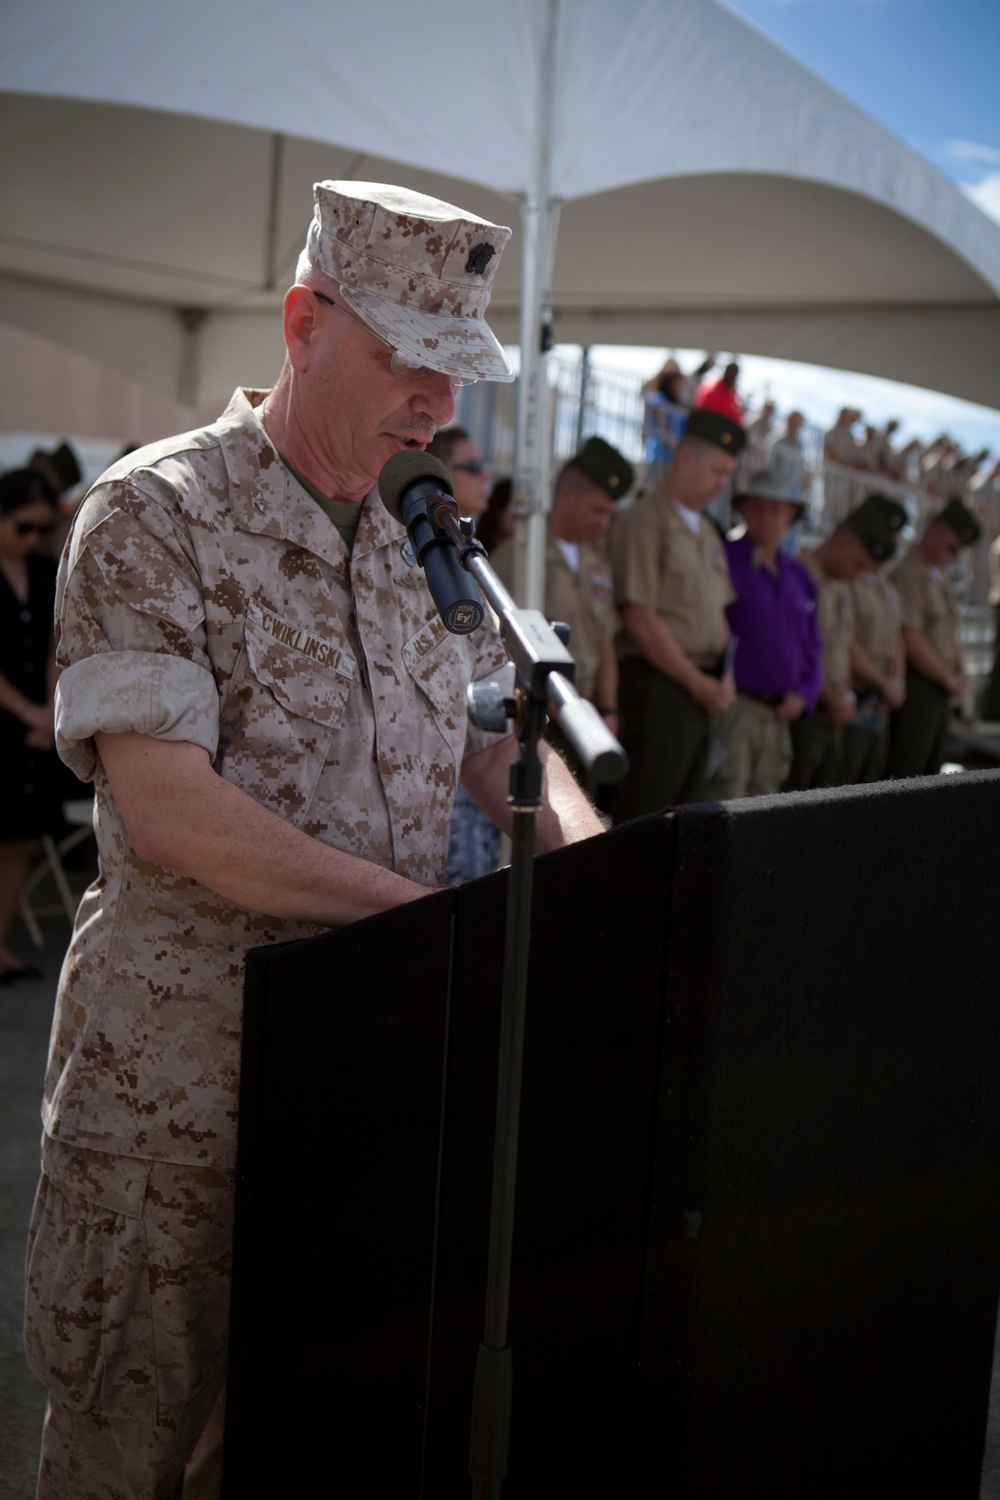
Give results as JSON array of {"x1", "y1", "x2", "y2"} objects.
[
  {"x1": 948, "y1": 140, "x2": 1000, "y2": 169},
  {"x1": 964, "y1": 172, "x2": 1000, "y2": 227}
]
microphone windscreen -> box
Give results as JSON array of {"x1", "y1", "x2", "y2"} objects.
[{"x1": 378, "y1": 451, "x2": 454, "y2": 524}]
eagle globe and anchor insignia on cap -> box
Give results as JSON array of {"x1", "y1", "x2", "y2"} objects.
[{"x1": 465, "y1": 242, "x2": 496, "y2": 276}]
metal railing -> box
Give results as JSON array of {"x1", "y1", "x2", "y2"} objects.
[{"x1": 462, "y1": 350, "x2": 995, "y2": 712}]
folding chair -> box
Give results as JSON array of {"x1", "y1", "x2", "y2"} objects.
[{"x1": 18, "y1": 799, "x2": 96, "y2": 948}]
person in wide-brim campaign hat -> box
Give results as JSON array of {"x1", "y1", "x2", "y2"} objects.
[
  {"x1": 609, "y1": 407, "x2": 747, "y2": 818},
  {"x1": 784, "y1": 491, "x2": 907, "y2": 793},
  {"x1": 886, "y1": 496, "x2": 982, "y2": 778},
  {"x1": 707, "y1": 462, "x2": 823, "y2": 801}
]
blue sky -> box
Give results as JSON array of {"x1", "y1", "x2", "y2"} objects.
[
  {"x1": 590, "y1": 0, "x2": 1000, "y2": 455},
  {"x1": 725, "y1": 0, "x2": 1000, "y2": 224}
]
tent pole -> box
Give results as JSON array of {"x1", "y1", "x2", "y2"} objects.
[
  {"x1": 575, "y1": 344, "x2": 592, "y2": 452},
  {"x1": 467, "y1": 8, "x2": 560, "y2": 1496},
  {"x1": 264, "y1": 133, "x2": 286, "y2": 289},
  {"x1": 510, "y1": 0, "x2": 561, "y2": 614},
  {"x1": 176, "y1": 307, "x2": 207, "y2": 425}
]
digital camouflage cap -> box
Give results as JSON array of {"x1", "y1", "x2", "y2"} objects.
[{"x1": 301, "y1": 181, "x2": 514, "y2": 385}]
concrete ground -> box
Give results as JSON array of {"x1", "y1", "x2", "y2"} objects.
[
  {"x1": 3, "y1": 873, "x2": 1000, "y2": 1497},
  {"x1": 0, "y1": 916, "x2": 67, "y2": 1500}
]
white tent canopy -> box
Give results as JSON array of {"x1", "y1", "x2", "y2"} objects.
[
  {"x1": 2, "y1": 0, "x2": 998, "y2": 410},
  {"x1": 3, "y1": 0, "x2": 999, "y2": 600}
]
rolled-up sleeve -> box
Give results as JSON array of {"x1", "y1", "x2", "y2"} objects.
[{"x1": 54, "y1": 484, "x2": 220, "y2": 780}]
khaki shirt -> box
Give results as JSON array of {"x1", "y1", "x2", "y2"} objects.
[
  {"x1": 491, "y1": 532, "x2": 617, "y2": 701},
  {"x1": 847, "y1": 571, "x2": 902, "y2": 683},
  {"x1": 802, "y1": 552, "x2": 853, "y2": 692},
  {"x1": 610, "y1": 491, "x2": 734, "y2": 665},
  {"x1": 44, "y1": 388, "x2": 509, "y2": 1169},
  {"x1": 891, "y1": 546, "x2": 959, "y2": 668}
]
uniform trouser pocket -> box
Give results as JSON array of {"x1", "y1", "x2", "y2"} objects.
[{"x1": 25, "y1": 1138, "x2": 235, "y2": 1423}]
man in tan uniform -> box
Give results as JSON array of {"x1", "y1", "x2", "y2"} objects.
[
  {"x1": 887, "y1": 499, "x2": 981, "y2": 777},
  {"x1": 841, "y1": 498, "x2": 909, "y2": 783},
  {"x1": 609, "y1": 409, "x2": 746, "y2": 818},
  {"x1": 786, "y1": 495, "x2": 905, "y2": 790},
  {"x1": 492, "y1": 436, "x2": 633, "y2": 757},
  {"x1": 25, "y1": 181, "x2": 603, "y2": 1499}
]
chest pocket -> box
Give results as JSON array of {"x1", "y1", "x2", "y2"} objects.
[
  {"x1": 401, "y1": 618, "x2": 471, "y2": 768},
  {"x1": 659, "y1": 530, "x2": 702, "y2": 612},
  {"x1": 216, "y1": 608, "x2": 357, "y2": 823}
]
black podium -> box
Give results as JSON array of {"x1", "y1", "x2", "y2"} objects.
[{"x1": 225, "y1": 772, "x2": 1000, "y2": 1497}]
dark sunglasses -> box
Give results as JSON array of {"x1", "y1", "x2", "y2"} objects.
[
  {"x1": 452, "y1": 460, "x2": 489, "y2": 475},
  {"x1": 15, "y1": 520, "x2": 55, "y2": 537}
]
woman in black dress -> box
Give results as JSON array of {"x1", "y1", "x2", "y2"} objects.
[{"x1": 0, "y1": 468, "x2": 61, "y2": 982}]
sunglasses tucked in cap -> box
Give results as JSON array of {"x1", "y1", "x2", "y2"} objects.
[{"x1": 303, "y1": 181, "x2": 514, "y2": 387}]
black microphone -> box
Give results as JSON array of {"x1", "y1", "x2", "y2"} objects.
[{"x1": 379, "y1": 451, "x2": 485, "y2": 635}]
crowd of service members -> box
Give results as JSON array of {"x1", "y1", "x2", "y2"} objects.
[
  {"x1": 432, "y1": 361, "x2": 998, "y2": 878},
  {"x1": 6, "y1": 412, "x2": 1000, "y2": 907},
  {"x1": 604, "y1": 403, "x2": 989, "y2": 820}
]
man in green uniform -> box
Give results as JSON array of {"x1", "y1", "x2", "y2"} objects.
[
  {"x1": 786, "y1": 495, "x2": 905, "y2": 790},
  {"x1": 887, "y1": 499, "x2": 981, "y2": 777},
  {"x1": 609, "y1": 409, "x2": 746, "y2": 818}
]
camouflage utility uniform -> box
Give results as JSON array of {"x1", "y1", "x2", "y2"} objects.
[{"x1": 26, "y1": 387, "x2": 509, "y2": 1493}]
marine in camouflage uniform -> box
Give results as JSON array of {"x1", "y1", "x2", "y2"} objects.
[{"x1": 26, "y1": 182, "x2": 603, "y2": 1500}]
